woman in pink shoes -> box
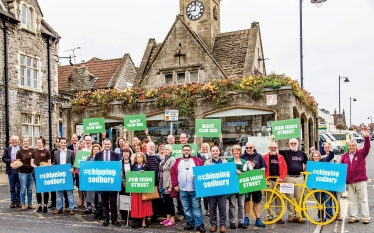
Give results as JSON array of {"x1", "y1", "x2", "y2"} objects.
[{"x1": 159, "y1": 144, "x2": 176, "y2": 227}]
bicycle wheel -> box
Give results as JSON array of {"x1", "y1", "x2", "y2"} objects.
[
  {"x1": 303, "y1": 190, "x2": 338, "y2": 225},
  {"x1": 252, "y1": 188, "x2": 285, "y2": 224}
]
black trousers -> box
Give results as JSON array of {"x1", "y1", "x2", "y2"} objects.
[
  {"x1": 164, "y1": 194, "x2": 175, "y2": 216},
  {"x1": 102, "y1": 192, "x2": 118, "y2": 221},
  {"x1": 36, "y1": 192, "x2": 49, "y2": 205}
]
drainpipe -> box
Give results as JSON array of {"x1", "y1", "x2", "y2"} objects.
[
  {"x1": 3, "y1": 19, "x2": 9, "y2": 148},
  {"x1": 46, "y1": 37, "x2": 53, "y2": 150}
]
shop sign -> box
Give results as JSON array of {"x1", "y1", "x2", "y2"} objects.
[
  {"x1": 227, "y1": 122, "x2": 248, "y2": 127},
  {"x1": 195, "y1": 119, "x2": 221, "y2": 137},
  {"x1": 83, "y1": 117, "x2": 105, "y2": 134},
  {"x1": 272, "y1": 118, "x2": 301, "y2": 140},
  {"x1": 165, "y1": 110, "x2": 179, "y2": 121},
  {"x1": 266, "y1": 94, "x2": 278, "y2": 105},
  {"x1": 124, "y1": 114, "x2": 147, "y2": 131}
]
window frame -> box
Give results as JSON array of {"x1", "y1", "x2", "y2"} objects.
[
  {"x1": 19, "y1": 53, "x2": 40, "y2": 90},
  {"x1": 21, "y1": 113, "x2": 41, "y2": 147},
  {"x1": 20, "y1": 2, "x2": 36, "y2": 32}
]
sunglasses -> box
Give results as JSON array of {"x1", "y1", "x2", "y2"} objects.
[
  {"x1": 245, "y1": 147, "x2": 254, "y2": 149},
  {"x1": 269, "y1": 147, "x2": 277, "y2": 149},
  {"x1": 290, "y1": 143, "x2": 297, "y2": 145}
]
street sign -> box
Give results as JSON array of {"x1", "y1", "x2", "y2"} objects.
[
  {"x1": 165, "y1": 110, "x2": 179, "y2": 121},
  {"x1": 266, "y1": 94, "x2": 278, "y2": 105}
]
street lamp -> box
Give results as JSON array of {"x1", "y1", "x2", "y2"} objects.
[
  {"x1": 349, "y1": 97, "x2": 356, "y2": 126},
  {"x1": 368, "y1": 117, "x2": 373, "y2": 134},
  {"x1": 300, "y1": 0, "x2": 327, "y2": 87},
  {"x1": 338, "y1": 75, "x2": 350, "y2": 124}
]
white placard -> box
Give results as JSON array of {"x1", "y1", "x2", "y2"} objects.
[
  {"x1": 279, "y1": 183, "x2": 295, "y2": 194},
  {"x1": 246, "y1": 136, "x2": 271, "y2": 155},
  {"x1": 165, "y1": 110, "x2": 179, "y2": 121},
  {"x1": 119, "y1": 195, "x2": 131, "y2": 211}
]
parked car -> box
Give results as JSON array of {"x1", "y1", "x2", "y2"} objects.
[
  {"x1": 330, "y1": 133, "x2": 350, "y2": 146},
  {"x1": 319, "y1": 133, "x2": 343, "y2": 154},
  {"x1": 371, "y1": 134, "x2": 374, "y2": 141},
  {"x1": 330, "y1": 130, "x2": 364, "y2": 143}
]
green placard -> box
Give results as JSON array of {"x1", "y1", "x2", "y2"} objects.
[
  {"x1": 195, "y1": 119, "x2": 221, "y2": 137},
  {"x1": 238, "y1": 169, "x2": 267, "y2": 194},
  {"x1": 125, "y1": 171, "x2": 155, "y2": 193},
  {"x1": 171, "y1": 144, "x2": 198, "y2": 158},
  {"x1": 73, "y1": 150, "x2": 91, "y2": 168},
  {"x1": 83, "y1": 117, "x2": 105, "y2": 134},
  {"x1": 272, "y1": 118, "x2": 301, "y2": 140},
  {"x1": 124, "y1": 114, "x2": 147, "y2": 131}
]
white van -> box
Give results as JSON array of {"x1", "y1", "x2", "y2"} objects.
[
  {"x1": 319, "y1": 133, "x2": 343, "y2": 154},
  {"x1": 330, "y1": 130, "x2": 364, "y2": 143}
]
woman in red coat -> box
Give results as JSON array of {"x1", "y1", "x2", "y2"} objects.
[{"x1": 130, "y1": 152, "x2": 153, "y2": 228}]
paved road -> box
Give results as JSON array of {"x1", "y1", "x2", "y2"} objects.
[{"x1": 0, "y1": 141, "x2": 372, "y2": 233}]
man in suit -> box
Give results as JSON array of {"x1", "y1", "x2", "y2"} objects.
[
  {"x1": 2, "y1": 135, "x2": 22, "y2": 208},
  {"x1": 67, "y1": 134, "x2": 79, "y2": 155},
  {"x1": 52, "y1": 137, "x2": 75, "y2": 215},
  {"x1": 94, "y1": 138, "x2": 121, "y2": 227}
]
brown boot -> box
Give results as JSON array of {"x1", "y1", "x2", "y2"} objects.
[
  {"x1": 78, "y1": 191, "x2": 84, "y2": 207},
  {"x1": 21, "y1": 205, "x2": 26, "y2": 210},
  {"x1": 220, "y1": 226, "x2": 227, "y2": 233},
  {"x1": 27, "y1": 204, "x2": 34, "y2": 209},
  {"x1": 209, "y1": 225, "x2": 217, "y2": 232}
]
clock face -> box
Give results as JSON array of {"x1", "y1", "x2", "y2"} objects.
[{"x1": 186, "y1": 1, "x2": 205, "y2": 21}]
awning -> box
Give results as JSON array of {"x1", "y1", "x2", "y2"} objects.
[{"x1": 204, "y1": 108, "x2": 274, "y2": 118}]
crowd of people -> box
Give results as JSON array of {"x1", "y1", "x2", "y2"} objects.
[{"x1": 2, "y1": 128, "x2": 371, "y2": 232}]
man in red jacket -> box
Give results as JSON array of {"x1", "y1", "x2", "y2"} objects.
[
  {"x1": 340, "y1": 127, "x2": 371, "y2": 224},
  {"x1": 171, "y1": 145, "x2": 206, "y2": 232},
  {"x1": 263, "y1": 142, "x2": 288, "y2": 224}
]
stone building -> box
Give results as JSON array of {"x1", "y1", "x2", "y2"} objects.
[
  {"x1": 57, "y1": 55, "x2": 137, "y2": 139},
  {"x1": 62, "y1": 0, "x2": 318, "y2": 151},
  {"x1": 0, "y1": 0, "x2": 60, "y2": 151}
]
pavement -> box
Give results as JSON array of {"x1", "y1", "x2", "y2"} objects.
[{"x1": 0, "y1": 141, "x2": 372, "y2": 233}]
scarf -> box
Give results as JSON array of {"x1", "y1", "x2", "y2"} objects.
[{"x1": 159, "y1": 155, "x2": 172, "y2": 196}]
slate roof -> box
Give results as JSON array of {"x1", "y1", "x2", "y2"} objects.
[
  {"x1": 212, "y1": 29, "x2": 251, "y2": 76},
  {"x1": 58, "y1": 57, "x2": 123, "y2": 91}
]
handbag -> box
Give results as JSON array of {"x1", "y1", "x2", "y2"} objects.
[{"x1": 142, "y1": 186, "x2": 159, "y2": 201}]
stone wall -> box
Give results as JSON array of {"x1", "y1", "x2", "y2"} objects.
[
  {"x1": 62, "y1": 87, "x2": 317, "y2": 151},
  {"x1": 0, "y1": 9, "x2": 59, "y2": 150},
  {"x1": 114, "y1": 56, "x2": 137, "y2": 90}
]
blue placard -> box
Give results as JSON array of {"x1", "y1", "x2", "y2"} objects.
[
  {"x1": 193, "y1": 163, "x2": 239, "y2": 198},
  {"x1": 34, "y1": 164, "x2": 74, "y2": 193},
  {"x1": 306, "y1": 161, "x2": 347, "y2": 192},
  {"x1": 79, "y1": 161, "x2": 122, "y2": 191}
]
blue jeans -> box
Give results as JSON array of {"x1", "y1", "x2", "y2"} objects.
[
  {"x1": 57, "y1": 190, "x2": 74, "y2": 210},
  {"x1": 314, "y1": 192, "x2": 333, "y2": 219},
  {"x1": 19, "y1": 172, "x2": 33, "y2": 205},
  {"x1": 8, "y1": 170, "x2": 20, "y2": 204},
  {"x1": 180, "y1": 190, "x2": 204, "y2": 227}
]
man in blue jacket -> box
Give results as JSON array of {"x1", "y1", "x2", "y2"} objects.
[{"x1": 2, "y1": 135, "x2": 22, "y2": 208}]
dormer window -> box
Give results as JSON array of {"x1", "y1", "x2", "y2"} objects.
[{"x1": 21, "y1": 3, "x2": 35, "y2": 32}]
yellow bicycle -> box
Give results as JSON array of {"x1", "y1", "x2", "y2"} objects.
[{"x1": 249, "y1": 171, "x2": 338, "y2": 225}]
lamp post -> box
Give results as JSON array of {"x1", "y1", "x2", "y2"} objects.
[
  {"x1": 300, "y1": 0, "x2": 327, "y2": 87},
  {"x1": 368, "y1": 117, "x2": 373, "y2": 134},
  {"x1": 338, "y1": 75, "x2": 350, "y2": 125},
  {"x1": 349, "y1": 97, "x2": 356, "y2": 127}
]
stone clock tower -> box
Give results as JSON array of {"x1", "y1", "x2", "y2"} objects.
[{"x1": 180, "y1": 0, "x2": 220, "y2": 50}]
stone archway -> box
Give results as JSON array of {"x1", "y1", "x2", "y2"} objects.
[
  {"x1": 300, "y1": 112, "x2": 308, "y2": 152},
  {"x1": 293, "y1": 106, "x2": 300, "y2": 119}
]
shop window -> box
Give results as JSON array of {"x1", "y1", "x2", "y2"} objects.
[
  {"x1": 177, "y1": 73, "x2": 186, "y2": 84},
  {"x1": 21, "y1": 113, "x2": 41, "y2": 147},
  {"x1": 165, "y1": 74, "x2": 173, "y2": 84},
  {"x1": 20, "y1": 54, "x2": 39, "y2": 90},
  {"x1": 190, "y1": 71, "x2": 199, "y2": 83}
]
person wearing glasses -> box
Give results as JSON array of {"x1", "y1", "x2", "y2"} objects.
[
  {"x1": 278, "y1": 138, "x2": 308, "y2": 223},
  {"x1": 263, "y1": 142, "x2": 288, "y2": 224},
  {"x1": 240, "y1": 142, "x2": 267, "y2": 228},
  {"x1": 170, "y1": 145, "x2": 206, "y2": 233},
  {"x1": 340, "y1": 127, "x2": 371, "y2": 224}
]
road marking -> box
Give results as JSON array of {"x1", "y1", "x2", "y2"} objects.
[
  {"x1": 75, "y1": 213, "x2": 87, "y2": 222},
  {"x1": 35, "y1": 211, "x2": 46, "y2": 219},
  {"x1": 313, "y1": 224, "x2": 322, "y2": 233},
  {"x1": 0, "y1": 198, "x2": 10, "y2": 203}
]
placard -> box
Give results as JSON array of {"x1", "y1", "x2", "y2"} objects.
[
  {"x1": 246, "y1": 136, "x2": 272, "y2": 155},
  {"x1": 79, "y1": 161, "x2": 122, "y2": 191},
  {"x1": 83, "y1": 117, "x2": 105, "y2": 134},
  {"x1": 279, "y1": 183, "x2": 295, "y2": 194},
  {"x1": 119, "y1": 195, "x2": 131, "y2": 211},
  {"x1": 171, "y1": 144, "x2": 197, "y2": 158},
  {"x1": 272, "y1": 118, "x2": 301, "y2": 140},
  {"x1": 34, "y1": 164, "x2": 74, "y2": 193},
  {"x1": 238, "y1": 169, "x2": 267, "y2": 194},
  {"x1": 125, "y1": 171, "x2": 155, "y2": 193},
  {"x1": 193, "y1": 163, "x2": 239, "y2": 198},
  {"x1": 195, "y1": 119, "x2": 221, "y2": 137},
  {"x1": 124, "y1": 114, "x2": 147, "y2": 131},
  {"x1": 306, "y1": 161, "x2": 347, "y2": 192},
  {"x1": 73, "y1": 150, "x2": 90, "y2": 168}
]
